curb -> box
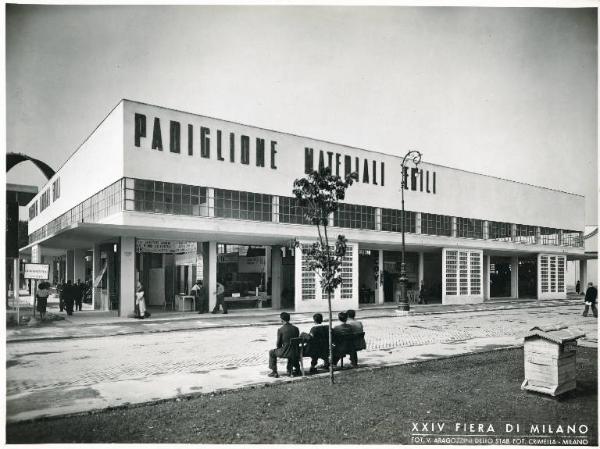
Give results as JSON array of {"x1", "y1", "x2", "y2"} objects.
[{"x1": 6, "y1": 300, "x2": 577, "y2": 344}]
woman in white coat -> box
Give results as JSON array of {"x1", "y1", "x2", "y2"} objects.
[{"x1": 136, "y1": 281, "x2": 147, "y2": 319}]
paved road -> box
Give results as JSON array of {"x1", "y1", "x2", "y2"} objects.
[{"x1": 6, "y1": 303, "x2": 597, "y2": 422}]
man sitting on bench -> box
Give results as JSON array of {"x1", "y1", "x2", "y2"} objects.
[
  {"x1": 268, "y1": 312, "x2": 300, "y2": 378},
  {"x1": 332, "y1": 311, "x2": 358, "y2": 368},
  {"x1": 346, "y1": 309, "x2": 366, "y2": 350},
  {"x1": 302, "y1": 313, "x2": 330, "y2": 374}
]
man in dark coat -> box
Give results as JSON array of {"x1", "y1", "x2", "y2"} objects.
[
  {"x1": 332, "y1": 311, "x2": 358, "y2": 367},
  {"x1": 583, "y1": 282, "x2": 597, "y2": 318},
  {"x1": 268, "y1": 312, "x2": 300, "y2": 378},
  {"x1": 75, "y1": 279, "x2": 85, "y2": 311},
  {"x1": 346, "y1": 309, "x2": 367, "y2": 351},
  {"x1": 63, "y1": 280, "x2": 76, "y2": 316},
  {"x1": 302, "y1": 313, "x2": 329, "y2": 374}
]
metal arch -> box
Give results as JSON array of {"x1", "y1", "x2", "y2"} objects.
[{"x1": 6, "y1": 153, "x2": 55, "y2": 180}]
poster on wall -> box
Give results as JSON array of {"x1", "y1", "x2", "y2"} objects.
[
  {"x1": 23, "y1": 263, "x2": 50, "y2": 280},
  {"x1": 136, "y1": 239, "x2": 197, "y2": 254}
]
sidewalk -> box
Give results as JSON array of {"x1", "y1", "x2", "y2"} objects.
[{"x1": 7, "y1": 297, "x2": 580, "y2": 343}]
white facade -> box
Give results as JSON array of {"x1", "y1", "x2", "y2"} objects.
[{"x1": 23, "y1": 99, "x2": 588, "y2": 316}]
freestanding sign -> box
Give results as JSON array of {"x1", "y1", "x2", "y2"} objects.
[{"x1": 23, "y1": 263, "x2": 50, "y2": 280}]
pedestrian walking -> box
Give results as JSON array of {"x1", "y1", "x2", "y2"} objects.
[
  {"x1": 58, "y1": 281, "x2": 65, "y2": 312},
  {"x1": 36, "y1": 281, "x2": 51, "y2": 321},
  {"x1": 211, "y1": 281, "x2": 227, "y2": 314},
  {"x1": 135, "y1": 281, "x2": 147, "y2": 319},
  {"x1": 576, "y1": 280, "x2": 581, "y2": 295},
  {"x1": 63, "y1": 280, "x2": 76, "y2": 316},
  {"x1": 75, "y1": 279, "x2": 84, "y2": 311},
  {"x1": 583, "y1": 282, "x2": 597, "y2": 318}
]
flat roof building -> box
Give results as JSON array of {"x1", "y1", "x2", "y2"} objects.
[{"x1": 21, "y1": 99, "x2": 588, "y2": 317}]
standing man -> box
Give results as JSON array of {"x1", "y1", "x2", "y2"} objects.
[
  {"x1": 583, "y1": 282, "x2": 597, "y2": 318},
  {"x1": 211, "y1": 280, "x2": 227, "y2": 314},
  {"x1": 192, "y1": 280, "x2": 209, "y2": 314},
  {"x1": 63, "y1": 280, "x2": 76, "y2": 316},
  {"x1": 75, "y1": 279, "x2": 84, "y2": 311},
  {"x1": 268, "y1": 312, "x2": 300, "y2": 378}
]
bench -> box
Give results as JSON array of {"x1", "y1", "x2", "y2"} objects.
[
  {"x1": 224, "y1": 295, "x2": 269, "y2": 308},
  {"x1": 290, "y1": 332, "x2": 366, "y2": 376}
]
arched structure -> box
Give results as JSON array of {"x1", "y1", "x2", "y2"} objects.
[{"x1": 7, "y1": 152, "x2": 55, "y2": 180}]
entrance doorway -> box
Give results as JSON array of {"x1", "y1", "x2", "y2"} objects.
[
  {"x1": 518, "y1": 256, "x2": 537, "y2": 299},
  {"x1": 490, "y1": 256, "x2": 511, "y2": 298}
]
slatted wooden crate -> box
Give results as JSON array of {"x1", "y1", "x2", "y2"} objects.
[{"x1": 521, "y1": 324, "x2": 585, "y2": 396}]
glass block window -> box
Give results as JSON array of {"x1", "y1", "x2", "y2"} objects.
[
  {"x1": 301, "y1": 250, "x2": 316, "y2": 301},
  {"x1": 421, "y1": 213, "x2": 452, "y2": 237},
  {"x1": 457, "y1": 217, "x2": 484, "y2": 239},
  {"x1": 540, "y1": 255, "x2": 549, "y2": 293},
  {"x1": 459, "y1": 251, "x2": 469, "y2": 294},
  {"x1": 515, "y1": 224, "x2": 536, "y2": 244},
  {"x1": 340, "y1": 244, "x2": 354, "y2": 299},
  {"x1": 334, "y1": 203, "x2": 376, "y2": 230},
  {"x1": 215, "y1": 189, "x2": 272, "y2": 222},
  {"x1": 278, "y1": 196, "x2": 311, "y2": 225},
  {"x1": 444, "y1": 249, "x2": 482, "y2": 298},
  {"x1": 540, "y1": 227, "x2": 560, "y2": 246},
  {"x1": 557, "y1": 257, "x2": 565, "y2": 293},
  {"x1": 445, "y1": 250, "x2": 458, "y2": 295},
  {"x1": 470, "y1": 252, "x2": 481, "y2": 295},
  {"x1": 488, "y1": 221, "x2": 512, "y2": 241},
  {"x1": 381, "y1": 208, "x2": 416, "y2": 233}
]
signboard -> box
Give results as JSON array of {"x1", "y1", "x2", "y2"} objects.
[
  {"x1": 24, "y1": 263, "x2": 50, "y2": 280},
  {"x1": 136, "y1": 239, "x2": 197, "y2": 254}
]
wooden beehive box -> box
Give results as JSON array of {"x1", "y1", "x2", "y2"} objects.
[{"x1": 521, "y1": 324, "x2": 585, "y2": 396}]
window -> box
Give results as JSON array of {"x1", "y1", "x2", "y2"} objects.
[
  {"x1": 421, "y1": 213, "x2": 452, "y2": 236},
  {"x1": 444, "y1": 249, "x2": 482, "y2": 297},
  {"x1": 215, "y1": 189, "x2": 272, "y2": 222},
  {"x1": 381, "y1": 208, "x2": 416, "y2": 233},
  {"x1": 29, "y1": 201, "x2": 38, "y2": 219},
  {"x1": 278, "y1": 196, "x2": 311, "y2": 225},
  {"x1": 457, "y1": 217, "x2": 484, "y2": 239},
  {"x1": 124, "y1": 178, "x2": 209, "y2": 216},
  {"x1": 39, "y1": 189, "x2": 51, "y2": 212},
  {"x1": 488, "y1": 221, "x2": 512, "y2": 241},
  {"x1": 334, "y1": 203, "x2": 375, "y2": 230},
  {"x1": 540, "y1": 227, "x2": 559, "y2": 246},
  {"x1": 562, "y1": 230, "x2": 583, "y2": 247},
  {"x1": 52, "y1": 178, "x2": 61, "y2": 201},
  {"x1": 515, "y1": 224, "x2": 536, "y2": 244}
]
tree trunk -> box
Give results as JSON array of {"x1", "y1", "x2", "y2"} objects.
[{"x1": 327, "y1": 290, "x2": 334, "y2": 384}]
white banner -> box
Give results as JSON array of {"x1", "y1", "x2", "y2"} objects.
[
  {"x1": 24, "y1": 263, "x2": 50, "y2": 280},
  {"x1": 136, "y1": 240, "x2": 197, "y2": 254},
  {"x1": 238, "y1": 256, "x2": 266, "y2": 273}
]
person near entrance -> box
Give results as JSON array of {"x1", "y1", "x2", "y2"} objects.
[
  {"x1": 211, "y1": 281, "x2": 227, "y2": 314},
  {"x1": 75, "y1": 279, "x2": 84, "y2": 311},
  {"x1": 36, "y1": 281, "x2": 51, "y2": 321},
  {"x1": 576, "y1": 280, "x2": 581, "y2": 295},
  {"x1": 268, "y1": 312, "x2": 300, "y2": 378},
  {"x1": 583, "y1": 282, "x2": 597, "y2": 318},
  {"x1": 135, "y1": 281, "x2": 147, "y2": 319},
  {"x1": 192, "y1": 280, "x2": 209, "y2": 314},
  {"x1": 63, "y1": 280, "x2": 77, "y2": 316}
]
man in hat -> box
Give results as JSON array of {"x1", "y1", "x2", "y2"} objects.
[
  {"x1": 583, "y1": 282, "x2": 597, "y2": 318},
  {"x1": 268, "y1": 312, "x2": 300, "y2": 378}
]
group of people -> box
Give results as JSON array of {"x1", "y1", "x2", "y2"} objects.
[
  {"x1": 191, "y1": 280, "x2": 228, "y2": 314},
  {"x1": 57, "y1": 279, "x2": 89, "y2": 315},
  {"x1": 267, "y1": 309, "x2": 365, "y2": 378}
]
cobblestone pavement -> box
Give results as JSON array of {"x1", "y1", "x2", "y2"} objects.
[{"x1": 6, "y1": 303, "x2": 597, "y2": 422}]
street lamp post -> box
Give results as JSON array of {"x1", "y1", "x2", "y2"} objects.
[{"x1": 397, "y1": 150, "x2": 422, "y2": 311}]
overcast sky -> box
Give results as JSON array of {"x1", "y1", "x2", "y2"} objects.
[{"x1": 6, "y1": 5, "x2": 598, "y2": 225}]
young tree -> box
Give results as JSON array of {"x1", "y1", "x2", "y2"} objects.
[{"x1": 293, "y1": 167, "x2": 357, "y2": 384}]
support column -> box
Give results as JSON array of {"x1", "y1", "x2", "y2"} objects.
[
  {"x1": 203, "y1": 241, "x2": 217, "y2": 311},
  {"x1": 580, "y1": 260, "x2": 588, "y2": 291},
  {"x1": 73, "y1": 249, "x2": 86, "y2": 282},
  {"x1": 511, "y1": 224, "x2": 517, "y2": 242},
  {"x1": 375, "y1": 208, "x2": 382, "y2": 231},
  {"x1": 451, "y1": 217, "x2": 457, "y2": 238},
  {"x1": 92, "y1": 244, "x2": 101, "y2": 310},
  {"x1": 119, "y1": 237, "x2": 136, "y2": 318},
  {"x1": 483, "y1": 221, "x2": 489, "y2": 240},
  {"x1": 535, "y1": 226, "x2": 541, "y2": 245},
  {"x1": 415, "y1": 212, "x2": 422, "y2": 234},
  {"x1": 377, "y1": 250, "x2": 384, "y2": 304},
  {"x1": 418, "y1": 251, "x2": 425, "y2": 292},
  {"x1": 66, "y1": 249, "x2": 75, "y2": 282},
  {"x1": 271, "y1": 246, "x2": 282, "y2": 309},
  {"x1": 207, "y1": 188, "x2": 215, "y2": 217},
  {"x1": 510, "y1": 256, "x2": 519, "y2": 299},
  {"x1": 483, "y1": 254, "x2": 491, "y2": 300},
  {"x1": 272, "y1": 197, "x2": 279, "y2": 223}
]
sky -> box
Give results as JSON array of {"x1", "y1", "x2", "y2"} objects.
[{"x1": 6, "y1": 5, "x2": 598, "y2": 225}]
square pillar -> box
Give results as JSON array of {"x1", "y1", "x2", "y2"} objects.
[
  {"x1": 377, "y1": 249, "x2": 384, "y2": 304},
  {"x1": 418, "y1": 251, "x2": 425, "y2": 290},
  {"x1": 31, "y1": 244, "x2": 41, "y2": 263},
  {"x1": 511, "y1": 224, "x2": 517, "y2": 242},
  {"x1": 375, "y1": 208, "x2": 382, "y2": 231},
  {"x1": 272, "y1": 197, "x2": 279, "y2": 223},
  {"x1": 202, "y1": 241, "x2": 217, "y2": 311},
  {"x1": 73, "y1": 249, "x2": 87, "y2": 283},
  {"x1": 271, "y1": 246, "x2": 282, "y2": 309},
  {"x1": 66, "y1": 249, "x2": 75, "y2": 282},
  {"x1": 207, "y1": 188, "x2": 215, "y2": 217},
  {"x1": 510, "y1": 256, "x2": 519, "y2": 299},
  {"x1": 580, "y1": 260, "x2": 588, "y2": 291},
  {"x1": 415, "y1": 212, "x2": 422, "y2": 234},
  {"x1": 483, "y1": 221, "x2": 489, "y2": 240},
  {"x1": 451, "y1": 217, "x2": 457, "y2": 238},
  {"x1": 119, "y1": 237, "x2": 136, "y2": 318},
  {"x1": 92, "y1": 244, "x2": 101, "y2": 309},
  {"x1": 535, "y1": 226, "x2": 541, "y2": 244},
  {"x1": 483, "y1": 254, "x2": 491, "y2": 300}
]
